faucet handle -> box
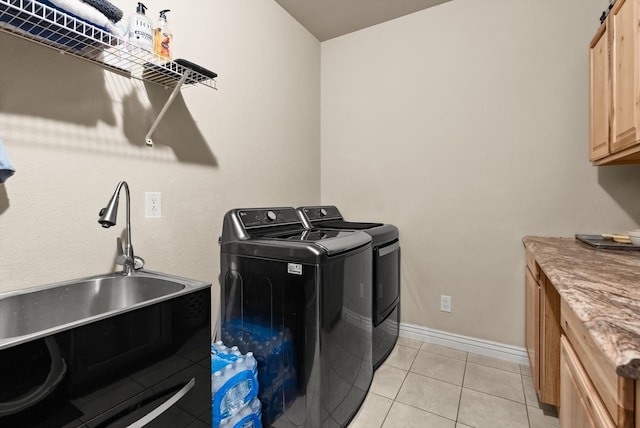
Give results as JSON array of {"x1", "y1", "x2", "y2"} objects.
[
  {"x1": 133, "y1": 256, "x2": 145, "y2": 270},
  {"x1": 115, "y1": 237, "x2": 128, "y2": 266}
]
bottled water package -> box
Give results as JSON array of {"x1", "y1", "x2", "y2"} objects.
[
  {"x1": 220, "y1": 321, "x2": 296, "y2": 424},
  {"x1": 212, "y1": 342, "x2": 260, "y2": 426},
  {"x1": 218, "y1": 397, "x2": 262, "y2": 428}
]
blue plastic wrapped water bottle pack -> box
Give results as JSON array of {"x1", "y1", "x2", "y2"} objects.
[
  {"x1": 221, "y1": 321, "x2": 297, "y2": 424},
  {"x1": 211, "y1": 341, "x2": 262, "y2": 428}
]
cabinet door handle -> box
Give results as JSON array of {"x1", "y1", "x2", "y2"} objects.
[{"x1": 127, "y1": 377, "x2": 196, "y2": 428}]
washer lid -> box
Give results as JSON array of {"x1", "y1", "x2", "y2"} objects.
[
  {"x1": 265, "y1": 229, "x2": 371, "y2": 255},
  {"x1": 313, "y1": 220, "x2": 384, "y2": 229},
  {"x1": 267, "y1": 229, "x2": 353, "y2": 241}
]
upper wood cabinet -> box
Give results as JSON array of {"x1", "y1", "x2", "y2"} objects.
[
  {"x1": 590, "y1": 0, "x2": 640, "y2": 165},
  {"x1": 589, "y1": 23, "x2": 609, "y2": 161}
]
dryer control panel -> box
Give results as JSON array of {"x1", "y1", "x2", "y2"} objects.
[
  {"x1": 238, "y1": 208, "x2": 301, "y2": 228},
  {"x1": 302, "y1": 205, "x2": 342, "y2": 221}
]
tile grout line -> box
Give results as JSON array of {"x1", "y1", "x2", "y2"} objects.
[
  {"x1": 462, "y1": 360, "x2": 529, "y2": 406},
  {"x1": 388, "y1": 401, "x2": 458, "y2": 424},
  {"x1": 522, "y1": 372, "x2": 532, "y2": 428},
  {"x1": 377, "y1": 396, "x2": 394, "y2": 428},
  {"x1": 418, "y1": 345, "x2": 525, "y2": 375},
  {"x1": 465, "y1": 359, "x2": 523, "y2": 375},
  {"x1": 419, "y1": 346, "x2": 468, "y2": 362},
  {"x1": 460, "y1": 385, "x2": 528, "y2": 407},
  {"x1": 455, "y1": 353, "x2": 469, "y2": 424},
  {"x1": 378, "y1": 363, "x2": 411, "y2": 428}
]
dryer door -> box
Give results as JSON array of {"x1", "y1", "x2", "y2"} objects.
[{"x1": 374, "y1": 240, "x2": 400, "y2": 326}]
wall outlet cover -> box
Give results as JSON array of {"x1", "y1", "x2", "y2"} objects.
[
  {"x1": 145, "y1": 192, "x2": 162, "y2": 218},
  {"x1": 440, "y1": 295, "x2": 452, "y2": 313}
]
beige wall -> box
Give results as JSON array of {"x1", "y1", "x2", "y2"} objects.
[
  {"x1": 321, "y1": 0, "x2": 640, "y2": 347},
  {"x1": 0, "y1": 0, "x2": 320, "y2": 328},
  {"x1": 4, "y1": 0, "x2": 640, "y2": 353}
]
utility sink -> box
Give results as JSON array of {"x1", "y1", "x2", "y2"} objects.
[{"x1": 0, "y1": 270, "x2": 211, "y2": 350}]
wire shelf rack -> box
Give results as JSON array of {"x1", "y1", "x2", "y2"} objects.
[{"x1": 0, "y1": 0, "x2": 217, "y2": 89}]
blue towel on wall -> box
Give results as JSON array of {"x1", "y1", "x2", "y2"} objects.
[{"x1": 0, "y1": 137, "x2": 15, "y2": 184}]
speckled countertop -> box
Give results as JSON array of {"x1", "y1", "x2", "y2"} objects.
[{"x1": 523, "y1": 236, "x2": 640, "y2": 379}]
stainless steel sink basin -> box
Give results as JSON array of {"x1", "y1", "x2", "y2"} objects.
[{"x1": 0, "y1": 270, "x2": 211, "y2": 350}]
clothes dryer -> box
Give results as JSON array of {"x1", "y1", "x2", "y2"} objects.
[
  {"x1": 219, "y1": 207, "x2": 373, "y2": 428},
  {"x1": 297, "y1": 206, "x2": 400, "y2": 369}
]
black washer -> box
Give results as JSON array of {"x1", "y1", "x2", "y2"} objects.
[{"x1": 219, "y1": 207, "x2": 373, "y2": 428}]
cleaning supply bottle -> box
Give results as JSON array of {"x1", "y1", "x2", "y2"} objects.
[
  {"x1": 128, "y1": 2, "x2": 153, "y2": 52},
  {"x1": 154, "y1": 9, "x2": 172, "y2": 60}
]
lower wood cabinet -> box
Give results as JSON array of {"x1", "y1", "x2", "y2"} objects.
[
  {"x1": 540, "y1": 273, "x2": 561, "y2": 406},
  {"x1": 525, "y1": 239, "x2": 639, "y2": 427},
  {"x1": 560, "y1": 335, "x2": 616, "y2": 428},
  {"x1": 560, "y1": 298, "x2": 635, "y2": 428},
  {"x1": 525, "y1": 249, "x2": 561, "y2": 407},
  {"x1": 525, "y1": 267, "x2": 540, "y2": 391}
]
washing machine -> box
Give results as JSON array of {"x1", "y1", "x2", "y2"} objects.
[
  {"x1": 297, "y1": 206, "x2": 400, "y2": 370},
  {"x1": 218, "y1": 207, "x2": 374, "y2": 428}
]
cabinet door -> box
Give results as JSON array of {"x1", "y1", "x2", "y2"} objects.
[
  {"x1": 540, "y1": 275, "x2": 561, "y2": 407},
  {"x1": 561, "y1": 298, "x2": 635, "y2": 426},
  {"x1": 560, "y1": 336, "x2": 616, "y2": 428},
  {"x1": 525, "y1": 267, "x2": 540, "y2": 392},
  {"x1": 611, "y1": 0, "x2": 640, "y2": 152},
  {"x1": 589, "y1": 23, "x2": 609, "y2": 160}
]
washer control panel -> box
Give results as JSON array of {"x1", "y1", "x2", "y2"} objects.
[{"x1": 239, "y1": 208, "x2": 301, "y2": 228}]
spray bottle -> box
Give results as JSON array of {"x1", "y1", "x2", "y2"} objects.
[
  {"x1": 154, "y1": 9, "x2": 173, "y2": 60},
  {"x1": 127, "y1": 2, "x2": 153, "y2": 52}
]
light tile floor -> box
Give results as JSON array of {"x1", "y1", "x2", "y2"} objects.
[{"x1": 349, "y1": 337, "x2": 560, "y2": 428}]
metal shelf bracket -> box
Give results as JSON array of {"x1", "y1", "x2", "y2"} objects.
[{"x1": 145, "y1": 70, "x2": 191, "y2": 147}]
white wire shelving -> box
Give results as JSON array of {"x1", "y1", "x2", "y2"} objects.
[{"x1": 0, "y1": 0, "x2": 218, "y2": 145}]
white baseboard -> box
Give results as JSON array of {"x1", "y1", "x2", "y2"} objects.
[{"x1": 399, "y1": 322, "x2": 529, "y2": 366}]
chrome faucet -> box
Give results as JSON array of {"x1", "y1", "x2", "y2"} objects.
[{"x1": 98, "y1": 181, "x2": 144, "y2": 275}]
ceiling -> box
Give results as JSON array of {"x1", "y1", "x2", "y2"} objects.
[{"x1": 274, "y1": 0, "x2": 452, "y2": 42}]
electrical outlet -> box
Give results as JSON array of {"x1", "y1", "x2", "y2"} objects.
[
  {"x1": 440, "y1": 295, "x2": 452, "y2": 313},
  {"x1": 145, "y1": 192, "x2": 162, "y2": 218}
]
